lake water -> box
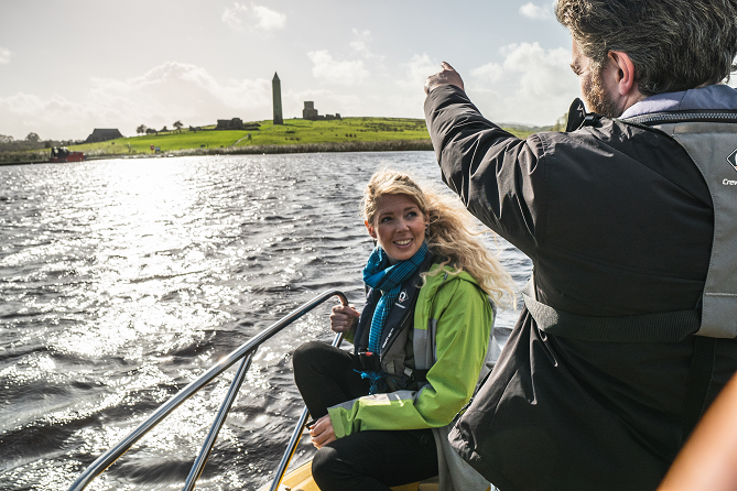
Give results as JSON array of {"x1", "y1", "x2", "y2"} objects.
[{"x1": 0, "y1": 152, "x2": 531, "y2": 491}]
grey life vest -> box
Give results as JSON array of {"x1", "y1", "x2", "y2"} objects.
[
  {"x1": 523, "y1": 110, "x2": 737, "y2": 341},
  {"x1": 354, "y1": 258, "x2": 497, "y2": 491},
  {"x1": 354, "y1": 253, "x2": 432, "y2": 391},
  {"x1": 355, "y1": 254, "x2": 497, "y2": 390}
]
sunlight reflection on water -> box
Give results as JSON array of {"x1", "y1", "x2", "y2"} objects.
[{"x1": 0, "y1": 153, "x2": 530, "y2": 491}]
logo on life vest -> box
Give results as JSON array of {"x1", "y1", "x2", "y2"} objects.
[
  {"x1": 727, "y1": 148, "x2": 737, "y2": 172},
  {"x1": 398, "y1": 290, "x2": 408, "y2": 303}
]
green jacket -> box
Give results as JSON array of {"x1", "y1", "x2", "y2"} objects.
[{"x1": 328, "y1": 264, "x2": 494, "y2": 438}]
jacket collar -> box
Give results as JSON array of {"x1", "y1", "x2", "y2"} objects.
[{"x1": 620, "y1": 84, "x2": 737, "y2": 119}]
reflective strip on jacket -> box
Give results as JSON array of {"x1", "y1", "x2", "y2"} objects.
[{"x1": 327, "y1": 264, "x2": 493, "y2": 437}]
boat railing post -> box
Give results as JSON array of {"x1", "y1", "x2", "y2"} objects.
[
  {"x1": 268, "y1": 329, "x2": 345, "y2": 491},
  {"x1": 65, "y1": 289, "x2": 349, "y2": 491},
  {"x1": 181, "y1": 351, "x2": 255, "y2": 491}
]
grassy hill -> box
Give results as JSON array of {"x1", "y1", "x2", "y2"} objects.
[
  {"x1": 1, "y1": 117, "x2": 541, "y2": 164},
  {"x1": 71, "y1": 118, "x2": 431, "y2": 155}
]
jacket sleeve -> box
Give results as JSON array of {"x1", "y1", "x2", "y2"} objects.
[
  {"x1": 424, "y1": 84, "x2": 546, "y2": 257},
  {"x1": 327, "y1": 278, "x2": 492, "y2": 438}
]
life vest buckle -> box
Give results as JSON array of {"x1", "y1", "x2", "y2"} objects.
[{"x1": 357, "y1": 350, "x2": 382, "y2": 371}]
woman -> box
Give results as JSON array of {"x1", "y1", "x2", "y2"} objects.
[{"x1": 293, "y1": 169, "x2": 513, "y2": 491}]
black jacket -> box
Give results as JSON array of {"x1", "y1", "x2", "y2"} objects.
[{"x1": 424, "y1": 85, "x2": 737, "y2": 491}]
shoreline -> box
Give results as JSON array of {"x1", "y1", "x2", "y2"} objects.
[{"x1": 0, "y1": 139, "x2": 434, "y2": 166}]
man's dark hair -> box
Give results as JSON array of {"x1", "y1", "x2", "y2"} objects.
[{"x1": 555, "y1": 0, "x2": 737, "y2": 95}]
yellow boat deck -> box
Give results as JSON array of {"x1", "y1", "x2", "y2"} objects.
[{"x1": 272, "y1": 460, "x2": 441, "y2": 491}]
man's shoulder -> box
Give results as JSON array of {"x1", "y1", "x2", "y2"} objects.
[{"x1": 531, "y1": 117, "x2": 659, "y2": 151}]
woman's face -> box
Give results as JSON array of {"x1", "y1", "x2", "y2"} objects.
[{"x1": 365, "y1": 194, "x2": 428, "y2": 264}]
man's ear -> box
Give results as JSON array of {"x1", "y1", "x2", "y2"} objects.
[
  {"x1": 608, "y1": 51, "x2": 638, "y2": 97},
  {"x1": 365, "y1": 220, "x2": 377, "y2": 239}
]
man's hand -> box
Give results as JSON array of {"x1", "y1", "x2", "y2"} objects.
[
  {"x1": 308, "y1": 414, "x2": 337, "y2": 449},
  {"x1": 424, "y1": 62, "x2": 465, "y2": 95},
  {"x1": 330, "y1": 304, "x2": 360, "y2": 333}
]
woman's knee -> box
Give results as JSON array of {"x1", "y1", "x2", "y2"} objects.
[
  {"x1": 311, "y1": 446, "x2": 345, "y2": 491},
  {"x1": 292, "y1": 341, "x2": 325, "y2": 372}
]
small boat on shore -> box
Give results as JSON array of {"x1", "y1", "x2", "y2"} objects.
[{"x1": 49, "y1": 146, "x2": 85, "y2": 163}]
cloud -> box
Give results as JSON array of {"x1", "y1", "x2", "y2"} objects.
[
  {"x1": 0, "y1": 92, "x2": 97, "y2": 141},
  {"x1": 285, "y1": 88, "x2": 361, "y2": 117},
  {"x1": 290, "y1": 52, "x2": 440, "y2": 119},
  {"x1": 222, "y1": 3, "x2": 249, "y2": 30},
  {"x1": 0, "y1": 47, "x2": 11, "y2": 64},
  {"x1": 471, "y1": 62, "x2": 504, "y2": 83},
  {"x1": 397, "y1": 53, "x2": 440, "y2": 91},
  {"x1": 93, "y1": 61, "x2": 271, "y2": 110},
  {"x1": 307, "y1": 50, "x2": 369, "y2": 86},
  {"x1": 252, "y1": 4, "x2": 286, "y2": 30},
  {"x1": 374, "y1": 53, "x2": 441, "y2": 117},
  {"x1": 350, "y1": 29, "x2": 383, "y2": 61},
  {"x1": 222, "y1": 2, "x2": 286, "y2": 32},
  {"x1": 468, "y1": 42, "x2": 578, "y2": 125},
  {"x1": 519, "y1": 2, "x2": 552, "y2": 20},
  {"x1": 499, "y1": 42, "x2": 572, "y2": 97},
  {"x1": 0, "y1": 61, "x2": 272, "y2": 140}
]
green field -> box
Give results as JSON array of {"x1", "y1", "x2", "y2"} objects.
[
  {"x1": 1, "y1": 117, "x2": 541, "y2": 164},
  {"x1": 68, "y1": 118, "x2": 435, "y2": 155},
  {"x1": 70, "y1": 117, "x2": 539, "y2": 154}
]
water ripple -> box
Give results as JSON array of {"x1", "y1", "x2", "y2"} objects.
[{"x1": 0, "y1": 152, "x2": 531, "y2": 491}]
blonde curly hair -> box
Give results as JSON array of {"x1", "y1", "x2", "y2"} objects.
[{"x1": 362, "y1": 169, "x2": 514, "y2": 306}]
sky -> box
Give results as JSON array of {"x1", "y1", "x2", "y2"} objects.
[{"x1": 1, "y1": 0, "x2": 584, "y2": 141}]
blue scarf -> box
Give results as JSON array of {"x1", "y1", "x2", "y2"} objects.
[{"x1": 360, "y1": 241, "x2": 428, "y2": 394}]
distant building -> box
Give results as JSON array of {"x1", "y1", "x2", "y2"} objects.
[
  {"x1": 273, "y1": 72, "x2": 283, "y2": 125},
  {"x1": 85, "y1": 128, "x2": 123, "y2": 143},
  {"x1": 216, "y1": 118, "x2": 245, "y2": 130},
  {"x1": 303, "y1": 101, "x2": 318, "y2": 120},
  {"x1": 214, "y1": 119, "x2": 261, "y2": 131},
  {"x1": 303, "y1": 101, "x2": 341, "y2": 121}
]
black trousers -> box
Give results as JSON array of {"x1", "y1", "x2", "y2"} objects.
[{"x1": 293, "y1": 341, "x2": 438, "y2": 491}]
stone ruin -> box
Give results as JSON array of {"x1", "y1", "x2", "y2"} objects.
[
  {"x1": 302, "y1": 101, "x2": 341, "y2": 121},
  {"x1": 216, "y1": 118, "x2": 245, "y2": 130},
  {"x1": 215, "y1": 118, "x2": 261, "y2": 131}
]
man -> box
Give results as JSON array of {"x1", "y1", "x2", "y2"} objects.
[{"x1": 423, "y1": 1, "x2": 737, "y2": 490}]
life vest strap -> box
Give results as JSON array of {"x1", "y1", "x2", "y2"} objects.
[{"x1": 523, "y1": 289, "x2": 699, "y2": 343}]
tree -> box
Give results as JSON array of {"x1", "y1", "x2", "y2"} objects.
[
  {"x1": 551, "y1": 112, "x2": 568, "y2": 132},
  {"x1": 161, "y1": 125, "x2": 168, "y2": 132},
  {"x1": 25, "y1": 132, "x2": 40, "y2": 143},
  {"x1": 136, "y1": 124, "x2": 147, "y2": 135},
  {"x1": 173, "y1": 120, "x2": 183, "y2": 132},
  {"x1": 145, "y1": 128, "x2": 158, "y2": 135}
]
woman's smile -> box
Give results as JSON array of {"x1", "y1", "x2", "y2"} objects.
[{"x1": 365, "y1": 194, "x2": 428, "y2": 264}]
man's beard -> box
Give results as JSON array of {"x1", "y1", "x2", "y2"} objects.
[{"x1": 583, "y1": 67, "x2": 622, "y2": 118}]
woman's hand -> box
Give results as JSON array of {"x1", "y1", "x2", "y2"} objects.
[
  {"x1": 308, "y1": 414, "x2": 337, "y2": 449},
  {"x1": 329, "y1": 304, "x2": 360, "y2": 333}
]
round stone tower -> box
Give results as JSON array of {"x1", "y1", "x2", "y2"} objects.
[{"x1": 272, "y1": 72, "x2": 283, "y2": 125}]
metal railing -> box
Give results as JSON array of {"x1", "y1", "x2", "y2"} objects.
[{"x1": 67, "y1": 289, "x2": 348, "y2": 491}]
